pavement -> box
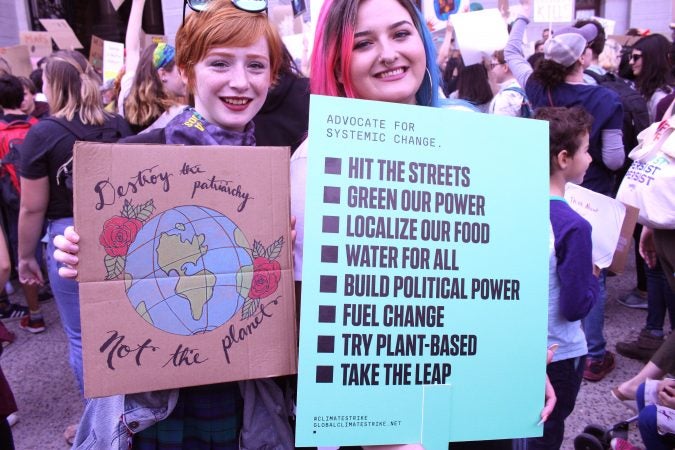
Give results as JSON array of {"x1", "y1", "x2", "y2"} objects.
[{"x1": 0, "y1": 250, "x2": 656, "y2": 449}]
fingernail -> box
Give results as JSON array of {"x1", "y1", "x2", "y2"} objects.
[
  {"x1": 548, "y1": 344, "x2": 559, "y2": 353},
  {"x1": 537, "y1": 418, "x2": 545, "y2": 426}
]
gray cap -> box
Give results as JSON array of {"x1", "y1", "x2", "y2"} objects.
[
  {"x1": 543, "y1": 23, "x2": 598, "y2": 67},
  {"x1": 557, "y1": 24, "x2": 599, "y2": 44}
]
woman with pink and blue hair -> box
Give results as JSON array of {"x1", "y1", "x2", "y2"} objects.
[
  {"x1": 291, "y1": 0, "x2": 554, "y2": 448},
  {"x1": 308, "y1": 0, "x2": 440, "y2": 107}
]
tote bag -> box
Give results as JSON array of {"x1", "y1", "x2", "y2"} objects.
[{"x1": 616, "y1": 113, "x2": 675, "y2": 229}]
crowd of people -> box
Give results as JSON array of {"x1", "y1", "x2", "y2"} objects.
[{"x1": 0, "y1": 0, "x2": 672, "y2": 448}]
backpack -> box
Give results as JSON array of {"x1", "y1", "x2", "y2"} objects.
[
  {"x1": 502, "y1": 86, "x2": 533, "y2": 118},
  {"x1": 44, "y1": 116, "x2": 128, "y2": 192},
  {"x1": 584, "y1": 70, "x2": 651, "y2": 159},
  {"x1": 0, "y1": 117, "x2": 39, "y2": 209}
]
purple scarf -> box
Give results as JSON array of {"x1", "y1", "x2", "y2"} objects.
[{"x1": 164, "y1": 108, "x2": 256, "y2": 146}]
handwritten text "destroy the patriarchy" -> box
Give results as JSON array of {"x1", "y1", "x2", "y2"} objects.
[{"x1": 92, "y1": 163, "x2": 253, "y2": 212}]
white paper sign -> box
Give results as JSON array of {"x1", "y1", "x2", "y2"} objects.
[
  {"x1": 534, "y1": 0, "x2": 574, "y2": 23},
  {"x1": 39, "y1": 19, "x2": 83, "y2": 50},
  {"x1": 592, "y1": 16, "x2": 616, "y2": 36},
  {"x1": 102, "y1": 40, "x2": 124, "y2": 82},
  {"x1": 451, "y1": 8, "x2": 508, "y2": 66},
  {"x1": 564, "y1": 183, "x2": 626, "y2": 269}
]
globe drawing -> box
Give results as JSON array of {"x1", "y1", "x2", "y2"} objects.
[{"x1": 124, "y1": 205, "x2": 253, "y2": 335}]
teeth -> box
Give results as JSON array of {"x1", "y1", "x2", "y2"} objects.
[
  {"x1": 223, "y1": 98, "x2": 249, "y2": 105},
  {"x1": 377, "y1": 68, "x2": 405, "y2": 78}
]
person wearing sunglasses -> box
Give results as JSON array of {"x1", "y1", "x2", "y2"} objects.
[
  {"x1": 629, "y1": 34, "x2": 674, "y2": 123},
  {"x1": 488, "y1": 49, "x2": 528, "y2": 117},
  {"x1": 57, "y1": 2, "x2": 295, "y2": 449}
]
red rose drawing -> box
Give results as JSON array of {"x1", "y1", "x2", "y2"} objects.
[
  {"x1": 249, "y1": 257, "x2": 282, "y2": 299},
  {"x1": 99, "y1": 216, "x2": 143, "y2": 257}
]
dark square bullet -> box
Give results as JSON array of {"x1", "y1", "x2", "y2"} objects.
[
  {"x1": 321, "y1": 245, "x2": 339, "y2": 263},
  {"x1": 317, "y1": 335, "x2": 335, "y2": 353},
  {"x1": 324, "y1": 157, "x2": 342, "y2": 175},
  {"x1": 319, "y1": 275, "x2": 338, "y2": 293},
  {"x1": 323, "y1": 186, "x2": 340, "y2": 204},
  {"x1": 318, "y1": 305, "x2": 336, "y2": 323},
  {"x1": 316, "y1": 365, "x2": 334, "y2": 383},
  {"x1": 322, "y1": 216, "x2": 339, "y2": 233}
]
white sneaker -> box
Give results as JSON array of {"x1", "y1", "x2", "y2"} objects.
[{"x1": 6, "y1": 412, "x2": 18, "y2": 427}]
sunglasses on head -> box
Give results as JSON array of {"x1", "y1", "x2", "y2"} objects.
[{"x1": 183, "y1": 0, "x2": 268, "y2": 24}]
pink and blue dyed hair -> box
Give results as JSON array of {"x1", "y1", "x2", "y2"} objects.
[{"x1": 311, "y1": 0, "x2": 440, "y2": 107}]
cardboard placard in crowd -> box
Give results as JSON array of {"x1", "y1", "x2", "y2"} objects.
[
  {"x1": 451, "y1": 8, "x2": 508, "y2": 66},
  {"x1": 141, "y1": 32, "x2": 168, "y2": 50},
  {"x1": 565, "y1": 183, "x2": 638, "y2": 273},
  {"x1": 295, "y1": 95, "x2": 549, "y2": 448},
  {"x1": 533, "y1": 0, "x2": 574, "y2": 23},
  {"x1": 39, "y1": 18, "x2": 83, "y2": 50},
  {"x1": 73, "y1": 142, "x2": 297, "y2": 398},
  {"x1": 89, "y1": 35, "x2": 104, "y2": 72},
  {"x1": 19, "y1": 31, "x2": 53, "y2": 58},
  {"x1": 609, "y1": 34, "x2": 641, "y2": 47},
  {"x1": 0, "y1": 45, "x2": 33, "y2": 78}
]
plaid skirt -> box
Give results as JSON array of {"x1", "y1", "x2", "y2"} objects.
[{"x1": 133, "y1": 382, "x2": 242, "y2": 450}]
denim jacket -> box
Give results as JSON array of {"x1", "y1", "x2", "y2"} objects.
[
  {"x1": 72, "y1": 379, "x2": 294, "y2": 450},
  {"x1": 72, "y1": 389, "x2": 178, "y2": 449}
]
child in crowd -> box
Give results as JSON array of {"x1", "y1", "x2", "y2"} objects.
[{"x1": 530, "y1": 106, "x2": 600, "y2": 450}]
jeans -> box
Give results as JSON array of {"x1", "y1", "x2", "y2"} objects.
[
  {"x1": 526, "y1": 356, "x2": 585, "y2": 450},
  {"x1": 636, "y1": 383, "x2": 675, "y2": 450},
  {"x1": 582, "y1": 271, "x2": 607, "y2": 359},
  {"x1": 46, "y1": 218, "x2": 83, "y2": 395},
  {"x1": 645, "y1": 262, "x2": 675, "y2": 333}
]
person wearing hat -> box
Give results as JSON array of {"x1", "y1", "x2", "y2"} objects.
[{"x1": 503, "y1": 0, "x2": 625, "y2": 448}]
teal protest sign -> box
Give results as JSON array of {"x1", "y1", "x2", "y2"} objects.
[{"x1": 296, "y1": 95, "x2": 550, "y2": 448}]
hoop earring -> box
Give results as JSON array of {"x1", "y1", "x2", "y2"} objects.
[{"x1": 424, "y1": 67, "x2": 433, "y2": 106}]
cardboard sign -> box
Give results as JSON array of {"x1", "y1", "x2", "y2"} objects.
[
  {"x1": 39, "y1": 19, "x2": 83, "y2": 50},
  {"x1": 89, "y1": 35, "x2": 104, "y2": 73},
  {"x1": 533, "y1": 0, "x2": 574, "y2": 23},
  {"x1": 295, "y1": 96, "x2": 549, "y2": 448},
  {"x1": 565, "y1": 183, "x2": 638, "y2": 273},
  {"x1": 141, "y1": 32, "x2": 168, "y2": 50},
  {"x1": 102, "y1": 40, "x2": 124, "y2": 82},
  {"x1": 73, "y1": 142, "x2": 297, "y2": 398},
  {"x1": 0, "y1": 45, "x2": 33, "y2": 78},
  {"x1": 609, "y1": 35, "x2": 641, "y2": 48},
  {"x1": 19, "y1": 31, "x2": 53, "y2": 58},
  {"x1": 451, "y1": 9, "x2": 509, "y2": 66}
]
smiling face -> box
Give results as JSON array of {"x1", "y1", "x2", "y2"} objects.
[
  {"x1": 346, "y1": 0, "x2": 426, "y2": 105},
  {"x1": 187, "y1": 37, "x2": 271, "y2": 131}
]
